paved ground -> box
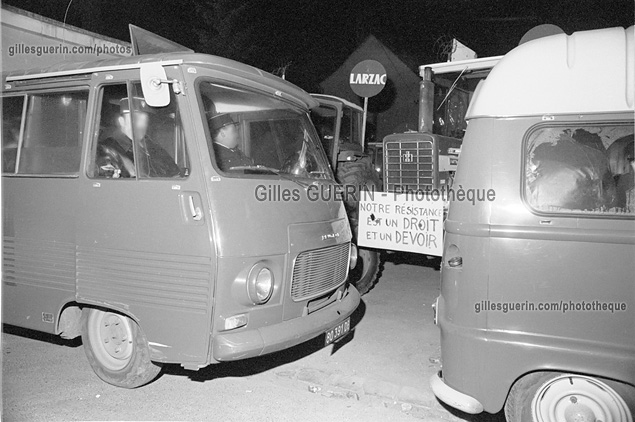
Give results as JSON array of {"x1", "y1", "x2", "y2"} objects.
[{"x1": 2, "y1": 253, "x2": 507, "y2": 421}]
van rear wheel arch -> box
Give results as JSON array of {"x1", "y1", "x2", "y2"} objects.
[{"x1": 504, "y1": 370, "x2": 634, "y2": 422}]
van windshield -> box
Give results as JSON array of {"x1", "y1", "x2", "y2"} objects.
[{"x1": 199, "y1": 82, "x2": 331, "y2": 180}]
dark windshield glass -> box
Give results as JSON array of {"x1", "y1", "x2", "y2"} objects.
[
  {"x1": 199, "y1": 82, "x2": 331, "y2": 180},
  {"x1": 311, "y1": 105, "x2": 337, "y2": 157},
  {"x1": 340, "y1": 106, "x2": 362, "y2": 145}
]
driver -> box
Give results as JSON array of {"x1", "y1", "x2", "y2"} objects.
[{"x1": 209, "y1": 113, "x2": 253, "y2": 171}]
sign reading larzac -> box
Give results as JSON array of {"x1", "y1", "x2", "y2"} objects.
[{"x1": 349, "y1": 60, "x2": 387, "y2": 98}]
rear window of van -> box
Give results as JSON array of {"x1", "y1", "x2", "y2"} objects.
[
  {"x1": 525, "y1": 124, "x2": 634, "y2": 216},
  {"x1": 2, "y1": 90, "x2": 88, "y2": 175}
]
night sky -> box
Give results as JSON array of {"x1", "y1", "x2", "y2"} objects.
[{"x1": 7, "y1": 0, "x2": 634, "y2": 91}]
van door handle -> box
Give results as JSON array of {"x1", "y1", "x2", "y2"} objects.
[
  {"x1": 188, "y1": 195, "x2": 202, "y2": 221},
  {"x1": 179, "y1": 192, "x2": 204, "y2": 224}
]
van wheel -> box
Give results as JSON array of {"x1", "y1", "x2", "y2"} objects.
[
  {"x1": 81, "y1": 308, "x2": 161, "y2": 388},
  {"x1": 505, "y1": 372, "x2": 634, "y2": 422}
]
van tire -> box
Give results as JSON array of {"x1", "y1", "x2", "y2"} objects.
[
  {"x1": 505, "y1": 371, "x2": 634, "y2": 422},
  {"x1": 81, "y1": 308, "x2": 161, "y2": 388}
]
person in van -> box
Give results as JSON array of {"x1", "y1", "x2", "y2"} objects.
[
  {"x1": 208, "y1": 113, "x2": 253, "y2": 171},
  {"x1": 96, "y1": 96, "x2": 181, "y2": 178},
  {"x1": 2, "y1": 115, "x2": 19, "y2": 172},
  {"x1": 528, "y1": 128, "x2": 617, "y2": 212},
  {"x1": 608, "y1": 134, "x2": 635, "y2": 212}
]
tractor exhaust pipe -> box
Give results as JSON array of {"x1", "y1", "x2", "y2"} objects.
[{"x1": 418, "y1": 66, "x2": 434, "y2": 134}]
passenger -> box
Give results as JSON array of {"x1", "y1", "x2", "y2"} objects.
[
  {"x1": 97, "y1": 97, "x2": 180, "y2": 178},
  {"x1": 529, "y1": 128, "x2": 616, "y2": 211},
  {"x1": 607, "y1": 134, "x2": 635, "y2": 211},
  {"x1": 2, "y1": 115, "x2": 20, "y2": 172},
  {"x1": 208, "y1": 113, "x2": 253, "y2": 171}
]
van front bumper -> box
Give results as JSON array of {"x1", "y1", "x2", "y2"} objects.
[
  {"x1": 213, "y1": 285, "x2": 360, "y2": 361},
  {"x1": 430, "y1": 371, "x2": 484, "y2": 414}
]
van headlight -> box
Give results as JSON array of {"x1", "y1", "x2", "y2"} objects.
[
  {"x1": 349, "y1": 243, "x2": 358, "y2": 270},
  {"x1": 247, "y1": 264, "x2": 274, "y2": 304}
]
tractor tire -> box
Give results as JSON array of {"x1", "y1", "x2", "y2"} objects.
[
  {"x1": 336, "y1": 159, "x2": 379, "y2": 217},
  {"x1": 336, "y1": 158, "x2": 382, "y2": 295},
  {"x1": 348, "y1": 246, "x2": 381, "y2": 295}
]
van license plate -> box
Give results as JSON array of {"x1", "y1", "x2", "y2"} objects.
[{"x1": 325, "y1": 318, "x2": 350, "y2": 346}]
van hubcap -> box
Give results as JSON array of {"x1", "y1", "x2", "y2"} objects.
[
  {"x1": 96, "y1": 313, "x2": 133, "y2": 369},
  {"x1": 532, "y1": 375, "x2": 631, "y2": 422}
]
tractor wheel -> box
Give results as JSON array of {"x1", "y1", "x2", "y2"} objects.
[
  {"x1": 348, "y1": 246, "x2": 381, "y2": 295},
  {"x1": 336, "y1": 159, "x2": 379, "y2": 216},
  {"x1": 337, "y1": 158, "x2": 382, "y2": 295}
]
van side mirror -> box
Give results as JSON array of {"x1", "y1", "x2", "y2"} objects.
[{"x1": 140, "y1": 63, "x2": 170, "y2": 107}]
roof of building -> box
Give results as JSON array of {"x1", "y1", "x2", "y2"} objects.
[
  {"x1": 1, "y1": 4, "x2": 130, "y2": 47},
  {"x1": 319, "y1": 34, "x2": 421, "y2": 139}
]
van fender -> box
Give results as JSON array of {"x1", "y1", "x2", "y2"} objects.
[
  {"x1": 55, "y1": 296, "x2": 139, "y2": 340},
  {"x1": 57, "y1": 298, "x2": 142, "y2": 340},
  {"x1": 57, "y1": 300, "x2": 83, "y2": 339},
  {"x1": 75, "y1": 300, "x2": 169, "y2": 362},
  {"x1": 73, "y1": 298, "x2": 140, "y2": 324}
]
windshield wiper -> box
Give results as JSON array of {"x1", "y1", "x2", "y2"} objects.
[
  {"x1": 230, "y1": 165, "x2": 280, "y2": 175},
  {"x1": 230, "y1": 165, "x2": 313, "y2": 188}
]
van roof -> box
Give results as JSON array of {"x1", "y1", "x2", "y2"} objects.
[
  {"x1": 310, "y1": 94, "x2": 364, "y2": 112},
  {"x1": 3, "y1": 52, "x2": 318, "y2": 110},
  {"x1": 418, "y1": 56, "x2": 502, "y2": 76},
  {"x1": 466, "y1": 26, "x2": 634, "y2": 119}
]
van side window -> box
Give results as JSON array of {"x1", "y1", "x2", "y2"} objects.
[
  {"x1": 92, "y1": 83, "x2": 189, "y2": 179},
  {"x1": 15, "y1": 91, "x2": 88, "y2": 175},
  {"x1": 525, "y1": 125, "x2": 635, "y2": 215},
  {"x1": 2, "y1": 95, "x2": 25, "y2": 173},
  {"x1": 311, "y1": 105, "x2": 337, "y2": 158}
]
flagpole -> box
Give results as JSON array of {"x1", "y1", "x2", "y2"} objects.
[{"x1": 362, "y1": 96, "x2": 368, "y2": 147}]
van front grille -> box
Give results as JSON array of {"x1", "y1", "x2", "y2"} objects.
[
  {"x1": 385, "y1": 139, "x2": 434, "y2": 192},
  {"x1": 291, "y1": 243, "x2": 350, "y2": 301}
]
